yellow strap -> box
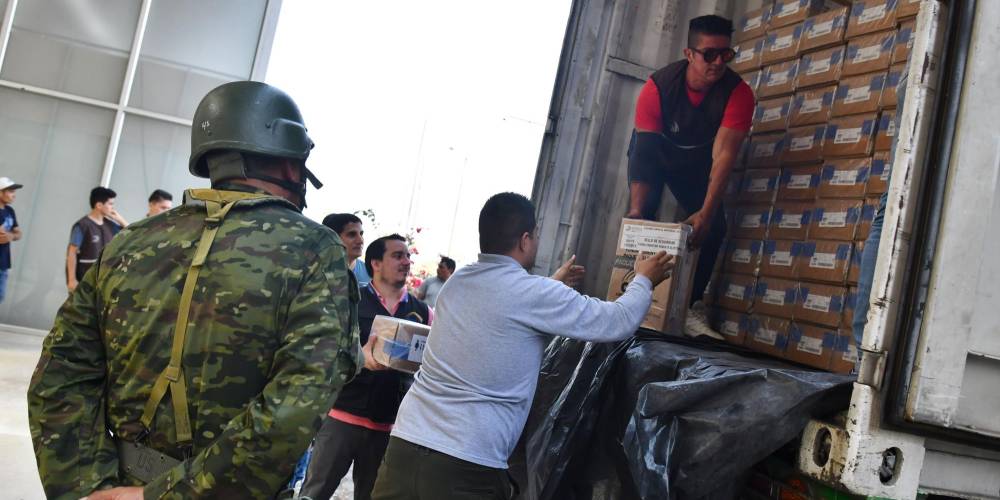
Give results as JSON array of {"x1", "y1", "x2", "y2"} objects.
[{"x1": 140, "y1": 191, "x2": 265, "y2": 444}]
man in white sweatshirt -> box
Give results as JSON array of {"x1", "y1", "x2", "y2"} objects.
[{"x1": 371, "y1": 192, "x2": 673, "y2": 499}]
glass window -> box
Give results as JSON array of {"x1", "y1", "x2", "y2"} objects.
[
  {"x1": 0, "y1": 0, "x2": 140, "y2": 102},
  {"x1": 0, "y1": 87, "x2": 113, "y2": 330},
  {"x1": 129, "y1": 0, "x2": 266, "y2": 118},
  {"x1": 109, "y1": 115, "x2": 208, "y2": 223}
]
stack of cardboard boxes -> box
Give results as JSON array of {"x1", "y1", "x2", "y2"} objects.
[{"x1": 711, "y1": 0, "x2": 920, "y2": 373}]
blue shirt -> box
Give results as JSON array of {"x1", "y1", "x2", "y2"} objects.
[
  {"x1": 0, "y1": 205, "x2": 18, "y2": 270},
  {"x1": 352, "y1": 259, "x2": 371, "y2": 287}
]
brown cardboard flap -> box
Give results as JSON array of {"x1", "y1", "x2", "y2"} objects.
[
  {"x1": 832, "y1": 71, "x2": 886, "y2": 117},
  {"x1": 790, "y1": 85, "x2": 836, "y2": 127},
  {"x1": 800, "y1": 7, "x2": 849, "y2": 52}
]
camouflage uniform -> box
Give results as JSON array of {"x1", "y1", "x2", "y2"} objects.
[{"x1": 28, "y1": 184, "x2": 361, "y2": 499}]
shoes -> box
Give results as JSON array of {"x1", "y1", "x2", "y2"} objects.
[{"x1": 684, "y1": 302, "x2": 725, "y2": 340}]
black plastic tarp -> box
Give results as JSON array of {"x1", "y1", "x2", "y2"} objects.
[{"x1": 510, "y1": 331, "x2": 854, "y2": 500}]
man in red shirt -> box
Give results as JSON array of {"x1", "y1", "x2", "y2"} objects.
[{"x1": 628, "y1": 15, "x2": 754, "y2": 328}]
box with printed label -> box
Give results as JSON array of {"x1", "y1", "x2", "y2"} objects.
[
  {"x1": 892, "y1": 19, "x2": 914, "y2": 64},
  {"x1": 799, "y1": 7, "x2": 849, "y2": 52},
  {"x1": 739, "y1": 168, "x2": 781, "y2": 203},
  {"x1": 829, "y1": 330, "x2": 859, "y2": 373},
  {"x1": 779, "y1": 165, "x2": 822, "y2": 201},
  {"x1": 606, "y1": 220, "x2": 697, "y2": 335},
  {"x1": 733, "y1": 37, "x2": 766, "y2": 73},
  {"x1": 848, "y1": 241, "x2": 862, "y2": 283},
  {"x1": 843, "y1": 285, "x2": 858, "y2": 324},
  {"x1": 759, "y1": 60, "x2": 800, "y2": 98},
  {"x1": 783, "y1": 124, "x2": 826, "y2": 164},
  {"x1": 754, "y1": 276, "x2": 799, "y2": 319},
  {"x1": 867, "y1": 150, "x2": 891, "y2": 193},
  {"x1": 712, "y1": 307, "x2": 750, "y2": 345},
  {"x1": 761, "y1": 240, "x2": 803, "y2": 279},
  {"x1": 753, "y1": 96, "x2": 793, "y2": 133},
  {"x1": 741, "y1": 69, "x2": 763, "y2": 95},
  {"x1": 736, "y1": 6, "x2": 773, "y2": 42},
  {"x1": 769, "y1": 202, "x2": 813, "y2": 240},
  {"x1": 795, "y1": 282, "x2": 847, "y2": 327},
  {"x1": 855, "y1": 198, "x2": 877, "y2": 241},
  {"x1": 809, "y1": 198, "x2": 863, "y2": 240},
  {"x1": 724, "y1": 239, "x2": 763, "y2": 276},
  {"x1": 881, "y1": 63, "x2": 905, "y2": 109},
  {"x1": 790, "y1": 85, "x2": 836, "y2": 126},
  {"x1": 770, "y1": 0, "x2": 828, "y2": 29},
  {"x1": 746, "y1": 315, "x2": 792, "y2": 357},
  {"x1": 786, "y1": 322, "x2": 839, "y2": 369},
  {"x1": 823, "y1": 113, "x2": 877, "y2": 158},
  {"x1": 724, "y1": 171, "x2": 744, "y2": 202},
  {"x1": 897, "y1": 0, "x2": 920, "y2": 19},
  {"x1": 762, "y1": 24, "x2": 804, "y2": 65},
  {"x1": 796, "y1": 240, "x2": 853, "y2": 284},
  {"x1": 832, "y1": 71, "x2": 886, "y2": 116},
  {"x1": 843, "y1": 30, "x2": 895, "y2": 76},
  {"x1": 875, "y1": 109, "x2": 896, "y2": 150},
  {"x1": 846, "y1": 0, "x2": 899, "y2": 38},
  {"x1": 371, "y1": 315, "x2": 432, "y2": 374},
  {"x1": 796, "y1": 45, "x2": 845, "y2": 88},
  {"x1": 734, "y1": 204, "x2": 773, "y2": 240},
  {"x1": 818, "y1": 157, "x2": 871, "y2": 198},
  {"x1": 717, "y1": 273, "x2": 757, "y2": 313},
  {"x1": 747, "y1": 132, "x2": 786, "y2": 168}
]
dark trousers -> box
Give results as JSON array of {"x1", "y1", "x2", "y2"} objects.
[
  {"x1": 370, "y1": 437, "x2": 516, "y2": 500},
  {"x1": 301, "y1": 417, "x2": 390, "y2": 500},
  {"x1": 632, "y1": 148, "x2": 726, "y2": 306}
]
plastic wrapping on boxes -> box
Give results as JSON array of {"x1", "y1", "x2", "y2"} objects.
[
  {"x1": 762, "y1": 24, "x2": 804, "y2": 65},
  {"x1": 371, "y1": 315, "x2": 431, "y2": 374},
  {"x1": 733, "y1": 36, "x2": 765, "y2": 73},
  {"x1": 786, "y1": 322, "x2": 839, "y2": 369},
  {"x1": 724, "y1": 238, "x2": 763, "y2": 276},
  {"x1": 809, "y1": 198, "x2": 863, "y2": 240},
  {"x1": 818, "y1": 157, "x2": 871, "y2": 198},
  {"x1": 739, "y1": 168, "x2": 781, "y2": 203},
  {"x1": 829, "y1": 331, "x2": 859, "y2": 372},
  {"x1": 832, "y1": 70, "x2": 886, "y2": 116},
  {"x1": 754, "y1": 276, "x2": 799, "y2": 319},
  {"x1": 881, "y1": 63, "x2": 905, "y2": 109},
  {"x1": 783, "y1": 124, "x2": 826, "y2": 164},
  {"x1": 846, "y1": 0, "x2": 899, "y2": 38},
  {"x1": 893, "y1": 18, "x2": 915, "y2": 64},
  {"x1": 746, "y1": 315, "x2": 792, "y2": 356},
  {"x1": 759, "y1": 60, "x2": 799, "y2": 98},
  {"x1": 761, "y1": 239, "x2": 802, "y2": 279},
  {"x1": 779, "y1": 165, "x2": 822, "y2": 200},
  {"x1": 713, "y1": 307, "x2": 750, "y2": 345},
  {"x1": 875, "y1": 109, "x2": 897, "y2": 150},
  {"x1": 718, "y1": 272, "x2": 757, "y2": 312},
  {"x1": 795, "y1": 281, "x2": 847, "y2": 327},
  {"x1": 748, "y1": 132, "x2": 786, "y2": 168},
  {"x1": 823, "y1": 113, "x2": 877, "y2": 158},
  {"x1": 799, "y1": 7, "x2": 849, "y2": 52},
  {"x1": 790, "y1": 85, "x2": 835, "y2": 127},
  {"x1": 753, "y1": 96, "x2": 792, "y2": 133},
  {"x1": 769, "y1": 202, "x2": 813, "y2": 240},
  {"x1": 796, "y1": 45, "x2": 845, "y2": 88},
  {"x1": 843, "y1": 30, "x2": 895, "y2": 76},
  {"x1": 868, "y1": 150, "x2": 892, "y2": 193},
  {"x1": 771, "y1": 0, "x2": 828, "y2": 29},
  {"x1": 797, "y1": 240, "x2": 852, "y2": 284},
  {"x1": 736, "y1": 6, "x2": 772, "y2": 42}
]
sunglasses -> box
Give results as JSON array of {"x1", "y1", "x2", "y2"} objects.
[{"x1": 689, "y1": 47, "x2": 736, "y2": 64}]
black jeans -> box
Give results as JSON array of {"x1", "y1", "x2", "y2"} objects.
[
  {"x1": 300, "y1": 417, "x2": 390, "y2": 500},
  {"x1": 370, "y1": 437, "x2": 516, "y2": 500}
]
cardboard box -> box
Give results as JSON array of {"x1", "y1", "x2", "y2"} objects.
[
  {"x1": 739, "y1": 168, "x2": 781, "y2": 203},
  {"x1": 818, "y1": 157, "x2": 871, "y2": 198},
  {"x1": 753, "y1": 96, "x2": 793, "y2": 133},
  {"x1": 733, "y1": 37, "x2": 766, "y2": 73},
  {"x1": 892, "y1": 19, "x2": 915, "y2": 64},
  {"x1": 778, "y1": 165, "x2": 822, "y2": 201},
  {"x1": 783, "y1": 124, "x2": 826, "y2": 164},
  {"x1": 795, "y1": 282, "x2": 847, "y2": 327},
  {"x1": 875, "y1": 109, "x2": 896, "y2": 150},
  {"x1": 607, "y1": 220, "x2": 697, "y2": 335},
  {"x1": 823, "y1": 113, "x2": 877, "y2": 158},
  {"x1": 761, "y1": 240, "x2": 803, "y2": 279},
  {"x1": 810, "y1": 198, "x2": 863, "y2": 240},
  {"x1": 796, "y1": 45, "x2": 845, "y2": 88},
  {"x1": 717, "y1": 273, "x2": 757, "y2": 312},
  {"x1": 848, "y1": 244, "x2": 863, "y2": 284},
  {"x1": 733, "y1": 204, "x2": 773, "y2": 240},
  {"x1": 771, "y1": 0, "x2": 828, "y2": 29},
  {"x1": 371, "y1": 315, "x2": 432, "y2": 374},
  {"x1": 800, "y1": 7, "x2": 849, "y2": 52},
  {"x1": 746, "y1": 315, "x2": 792, "y2": 357},
  {"x1": 736, "y1": 6, "x2": 772, "y2": 42},
  {"x1": 897, "y1": 0, "x2": 921, "y2": 19},
  {"x1": 762, "y1": 24, "x2": 804, "y2": 65},
  {"x1": 712, "y1": 307, "x2": 750, "y2": 345},
  {"x1": 790, "y1": 85, "x2": 836, "y2": 127},
  {"x1": 856, "y1": 198, "x2": 877, "y2": 241},
  {"x1": 786, "y1": 322, "x2": 839, "y2": 369},
  {"x1": 846, "y1": 0, "x2": 898, "y2": 38},
  {"x1": 829, "y1": 330, "x2": 859, "y2": 373},
  {"x1": 770, "y1": 202, "x2": 813, "y2": 240},
  {"x1": 797, "y1": 240, "x2": 852, "y2": 284},
  {"x1": 724, "y1": 171, "x2": 744, "y2": 202},
  {"x1": 881, "y1": 63, "x2": 905, "y2": 109},
  {"x1": 741, "y1": 69, "x2": 763, "y2": 95},
  {"x1": 844, "y1": 285, "x2": 859, "y2": 325},
  {"x1": 747, "y1": 132, "x2": 786, "y2": 168},
  {"x1": 867, "y1": 150, "x2": 892, "y2": 193},
  {"x1": 724, "y1": 239, "x2": 763, "y2": 276},
  {"x1": 832, "y1": 71, "x2": 886, "y2": 117},
  {"x1": 759, "y1": 60, "x2": 800, "y2": 98},
  {"x1": 754, "y1": 276, "x2": 799, "y2": 318},
  {"x1": 736, "y1": 137, "x2": 751, "y2": 171},
  {"x1": 843, "y1": 30, "x2": 895, "y2": 76}
]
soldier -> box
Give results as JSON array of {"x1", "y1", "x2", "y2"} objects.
[{"x1": 28, "y1": 81, "x2": 371, "y2": 499}]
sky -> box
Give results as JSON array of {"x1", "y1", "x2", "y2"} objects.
[{"x1": 266, "y1": 2, "x2": 572, "y2": 273}]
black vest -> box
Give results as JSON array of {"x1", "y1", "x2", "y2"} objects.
[
  {"x1": 73, "y1": 216, "x2": 117, "y2": 280},
  {"x1": 332, "y1": 284, "x2": 430, "y2": 425},
  {"x1": 650, "y1": 60, "x2": 742, "y2": 149}
]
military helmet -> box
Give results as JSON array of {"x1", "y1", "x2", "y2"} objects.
[{"x1": 189, "y1": 81, "x2": 314, "y2": 178}]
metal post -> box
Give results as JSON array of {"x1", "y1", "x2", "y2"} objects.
[
  {"x1": 0, "y1": 0, "x2": 18, "y2": 72},
  {"x1": 251, "y1": 0, "x2": 283, "y2": 81}
]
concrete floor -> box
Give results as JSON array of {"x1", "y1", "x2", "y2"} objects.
[{"x1": 0, "y1": 328, "x2": 355, "y2": 500}]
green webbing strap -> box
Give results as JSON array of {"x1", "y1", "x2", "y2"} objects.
[{"x1": 139, "y1": 189, "x2": 274, "y2": 445}]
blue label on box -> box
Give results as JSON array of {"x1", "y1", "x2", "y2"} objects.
[
  {"x1": 836, "y1": 243, "x2": 850, "y2": 260},
  {"x1": 750, "y1": 240, "x2": 763, "y2": 254},
  {"x1": 871, "y1": 74, "x2": 886, "y2": 90}
]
